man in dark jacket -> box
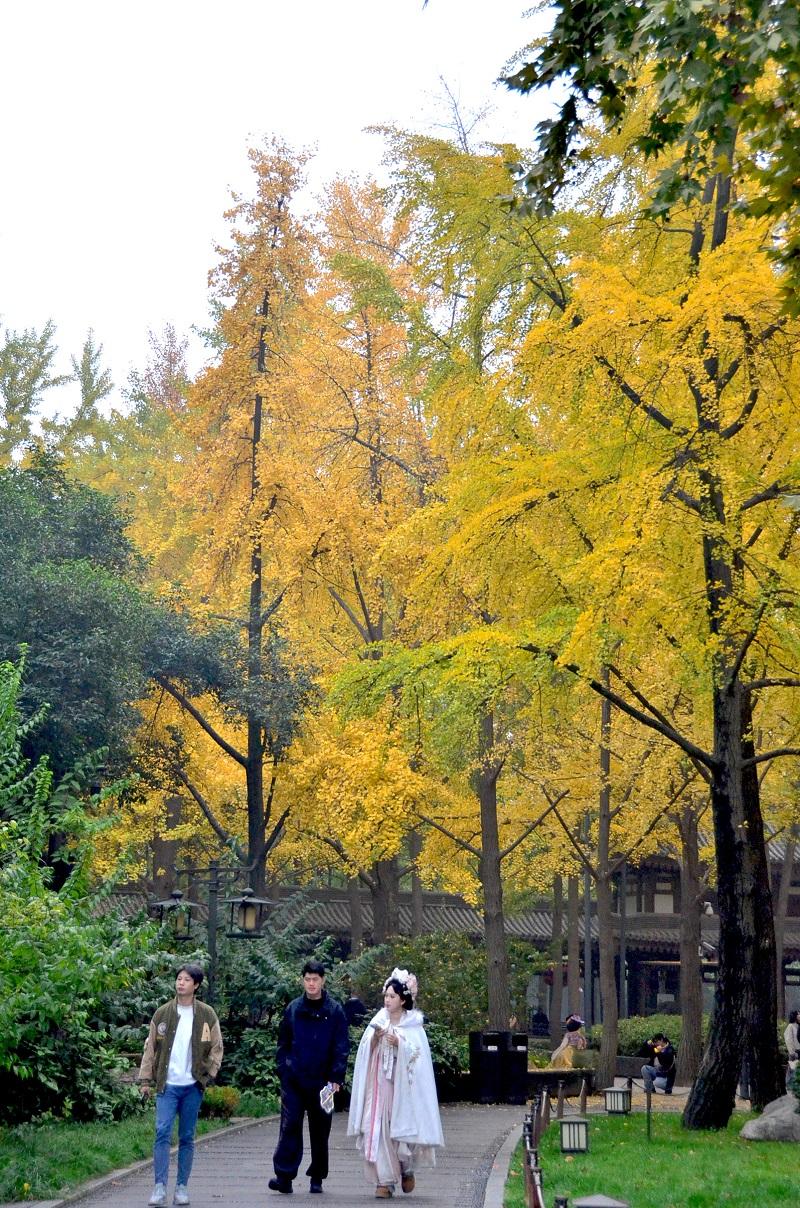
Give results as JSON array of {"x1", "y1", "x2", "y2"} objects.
[
  {"x1": 641, "y1": 1033, "x2": 677, "y2": 1094},
  {"x1": 269, "y1": 960, "x2": 349, "y2": 1195}
]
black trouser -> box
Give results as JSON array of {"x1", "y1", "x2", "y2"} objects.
[{"x1": 273, "y1": 1080, "x2": 332, "y2": 1182}]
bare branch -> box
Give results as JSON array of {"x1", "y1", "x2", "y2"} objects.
[
  {"x1": 416, "y1": 811, "x2": 481, "y2": 859},
  {"x1": 155, "y1": 676, "x2": 248, "y2": 767},
  {"x1": 743, "y1": 747, "x2": 800, "y2": 767},
  {"x1": 500, "y1": 789, "x2": 569, "y2": 860},
  {"x1": 169, "y1": 762, "x2": 246, "y2": 862},
  {"x1": 743, "y1": 677, "x2": 800, "y2": 692},
  {"x1": 327, "y1": 585, "x2": 371, "y2": 643}
]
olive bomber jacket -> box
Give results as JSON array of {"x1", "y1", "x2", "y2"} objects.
[{"x1": 138, "y1": 998, "x2": 223, "y2": 1094}]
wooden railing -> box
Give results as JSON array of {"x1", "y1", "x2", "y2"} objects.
[{"x1": 521, "y1": 1076, "x2": 591, "y2": 1208}]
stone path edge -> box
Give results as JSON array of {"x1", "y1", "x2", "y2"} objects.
[
  {"x1": 17, "y1": 1116, "x2": 277, "y2": 1208},
  {"x1": 482, "y1": 1120, "x2": 521, "y2": 1208}
]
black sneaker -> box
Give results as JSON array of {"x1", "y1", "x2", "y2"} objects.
[
  {"x1": 310, "y1": 1180, "x2": 323, "y2": 1194},
  {"x1": 267, "y1": 1177, "x2": 293, "y2": 1194}
]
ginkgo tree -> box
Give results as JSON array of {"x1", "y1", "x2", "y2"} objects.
[{"x1": 393, "y1": 103, "x2": 800, "y2": 1124}]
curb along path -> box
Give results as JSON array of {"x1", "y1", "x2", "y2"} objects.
[{"x1": 10, "y1": 1104, "x2": 525, "y2": 1208}]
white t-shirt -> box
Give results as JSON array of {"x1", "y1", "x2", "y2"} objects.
[{"x1": 167, "y1": 1004, "x2": 196, "y2": 1086}]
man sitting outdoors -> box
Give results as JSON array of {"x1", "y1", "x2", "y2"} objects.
[{"x1": 641, "y1": 1033, "x2": 676, "y2": 1094}]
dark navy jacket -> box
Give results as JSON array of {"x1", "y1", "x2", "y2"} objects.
[{"x1": 276, "y1": 990, "x2": 349, "y2": 1090}]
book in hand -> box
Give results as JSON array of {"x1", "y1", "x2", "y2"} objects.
[{"x1": 319, "y1": 1082, "x2": 335, "y2": 1114}]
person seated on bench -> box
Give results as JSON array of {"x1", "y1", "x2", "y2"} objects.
[
  {"x1": 641, "y1": 1033, "x2": 676, "y2": 1094},
  {"x1": 551, "y1": 1015, "x2": 587, "y2": 1069}
]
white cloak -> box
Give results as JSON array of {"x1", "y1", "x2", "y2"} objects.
[{"x1": 347, "y1": 1007, "x2": 445, "y2": 1157}]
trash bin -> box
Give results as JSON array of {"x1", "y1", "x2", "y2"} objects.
[
  {"x1": 469, "y1": 1030, "x2": 508, "y2": 1104},
  {"x1": 503, "y1": 1031, "x2": 529, "y2": 1105}
]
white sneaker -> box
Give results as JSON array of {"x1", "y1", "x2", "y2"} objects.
[
  {"x1": 174, "y1": 1186, "x2": 190, "y2": 1206},
  {"x1": 149, "y1": 1185, "x2": 167, "y2": 1206}
]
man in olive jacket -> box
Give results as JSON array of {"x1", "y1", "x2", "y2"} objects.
[{"x1": 138, "y1": 964, "x2": 223, "y2": 1208}]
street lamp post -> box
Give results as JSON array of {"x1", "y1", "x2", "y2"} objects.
[{"x1": 150, "y1": 863, "x2": 273, "y2": 1003}]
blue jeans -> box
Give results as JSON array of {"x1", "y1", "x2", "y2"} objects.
[
  {"x1": 154, "y1": 1083, "x2": 204, "y2": 1186},
  {"x1": 641, "y1": 1064, "x2": 670, "y2": 1093}
]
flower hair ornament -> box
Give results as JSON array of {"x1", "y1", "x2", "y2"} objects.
[{"x1": 383, "y1": 967, "x2": 419, "y2": 1002}]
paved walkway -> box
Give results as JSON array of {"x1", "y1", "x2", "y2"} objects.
[{"x1": 10, "y1": 1104, "x2": 525, "y2": 1208}]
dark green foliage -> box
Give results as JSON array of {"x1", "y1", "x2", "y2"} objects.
[
  {"x1": 0, "y1": 456, "x2": 155, "y2": 780},
  {"x1": 423, "y1": 1022, "x2": 468, "y2": 1100},
  {"x1": 340, "y1": 933, "x2": 547, "y2": 1034},
  {"x1": 0, "y1": 656, "x2": 184, "y2": 1125},
  {"x1": 588, "y1": 1013, "x2": 709, "y2": 1055},
  {"x1": 504, "y1": 0, "x2": 800, "y2": 293}
]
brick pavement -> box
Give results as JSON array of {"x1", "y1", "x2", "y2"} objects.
[{"x1": 9, "y1": 1104, "x2": 525, "y2": 1208}]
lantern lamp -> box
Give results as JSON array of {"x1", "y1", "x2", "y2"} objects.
[
  {"x1": 150, "y1": 888, "x2": 196, "y2": 941},
  {"x1": 603, "y1": 1085, "x2": 632, "y2": 1114},
  {"x1": 224, "y1": 887, "x2": 274, "y2": 937},
  {"x1": 559, "y1": 1116, "x2": 589, "y2": 1153}
]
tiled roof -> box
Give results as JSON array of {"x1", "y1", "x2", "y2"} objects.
[{"x1": 101, "y1": 886, "x2": 800, "y2": 959}]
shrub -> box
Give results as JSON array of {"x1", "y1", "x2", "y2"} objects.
[
  {"x1": 424, "y1": 1022, "x2": 468, "y2": 1101},
  {"x1": 200, "y1": 1086, "x2": 241, "y2": 1119},
  {"x1": 587, "y1": 1014, "x2": 710, "y2": 1055},
  {"x1": 334, "y1": 933, "x2": 547, "y2": 1034},
  {"x1": 221, "y1": 1020, "x2": 281, "y2": 1099}
]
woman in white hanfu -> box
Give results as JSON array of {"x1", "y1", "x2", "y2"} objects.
[{"x1": 348, "y1": 968, "x2": 444, "y2": 1199}]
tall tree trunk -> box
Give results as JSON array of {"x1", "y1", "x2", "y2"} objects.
[
  {"x1": 371, "y1": 857, "x2": 400, "y2": 943},
  {"x1": 596, "y1": 687, "x2": 619, "y2": 1090},
  {"x1": 246, "y1": 388, "x2": 267, "y2": 896},
  {"x1": 151, "y1": 794, "x2": 182, "y2": 897},
  {"x1": 774, "y1": 827, "x2": 797, "y2": 1019},
  {"x1": 348, "y1": 876, "x2": 364, "y2": 955},
  {"x1": 677, "y1": 803, "x2": 704, "y2": 1084},
  {"x1": 549, "y1": 875, "x2": 564, "y2": 1050},
  {"x1": 684, "y1": 687, "x2": 782, "y2": 1126},
  {"x1": 476, "y1": 710, "x2": 511, "y2": 1028},
  {"x1": 567, "y1": 875, "x2": 581, "y2": 1015},
  {"x1": 409, "y1": 829, "x2": 425, "y2": 937}
]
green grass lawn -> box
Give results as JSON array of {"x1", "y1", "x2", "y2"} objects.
[
  {"x1": 504, "y1": 1112, "x2": 797, "y2": 1208},
  {"x1": 0, "y1": 1097, "x2": 276, "y2": 1203}
]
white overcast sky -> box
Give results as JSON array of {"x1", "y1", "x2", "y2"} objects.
[{"x1": 2, "y1": 1, "x2": 548, "y2": 415}]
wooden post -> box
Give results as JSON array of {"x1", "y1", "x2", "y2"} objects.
[
  {"x1": 557, "y1": 1079, "x2": 566, "y2": 1119},
  {"x1": 646, "y1": 1086, "x2": 652, "y2": 1141},
  {"x1": 579, "y1": 1075, "x2": 588, "y2": 1114}
]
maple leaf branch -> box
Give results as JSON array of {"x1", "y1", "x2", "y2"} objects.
[
  {"x1": 500, "y1": 789, "x2": 569, "y2": 860},
  {"x1": 155, "y1": 676, "x2": 248, "y2": 768},
  {"x1": 519, "y1": 644, "x2": 715, "y2": 768},
  {"x1": 416, "y1": 811, "x2": 481, "y2": 859},
  {"x1": 168, "y1": 760, "x2": 246, "y2": 863}
]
